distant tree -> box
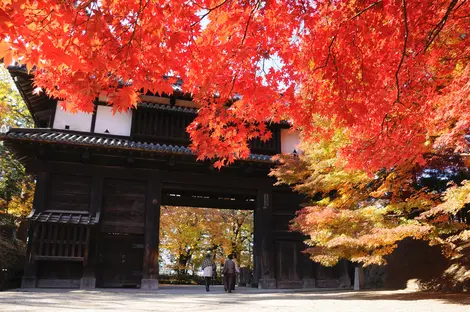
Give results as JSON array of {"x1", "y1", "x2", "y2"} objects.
[
  {"x1": 159, "y1": 206, "x2": 205, "y2": 274},
  {"x1": 0, "y1": 66, "x2": 34, "y2": 218},
  {"x1": 159, "y1": 206, "x2": 253, "y2": 274},
  {"x1": 206, "y1": 209, "x2": 253, "y2": 267}
]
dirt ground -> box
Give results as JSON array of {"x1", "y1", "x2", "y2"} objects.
[{"x1": 1, "y1": 285, "x2": 469, "y2": 312}]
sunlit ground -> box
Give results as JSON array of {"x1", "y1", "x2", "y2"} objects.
[{"x1": 1, "y1": 286, "x2": 469, "y2": 312}]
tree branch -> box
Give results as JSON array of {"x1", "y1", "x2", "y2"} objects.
[
  {"x1": 394, "y1": 0, "x2": 409, "y2": 105},
  {"x1": 424, "y1": 0, "x2": 459, "y2": 52},
  {"x1": 191, "y1": 0, "x2": 230, "y2": 28},
  {"x1": 240, "y1": 0, "x2": 261, "y2": 46},
  {"x1": 350, "y1": 0, "x2": 383, "y2": 19},
  {"x1": 314, "y1": 1, "x2": 383, "y2": 73},
  {"x1": 313, "y1": 34, "x2": 337, "y2": 72}
]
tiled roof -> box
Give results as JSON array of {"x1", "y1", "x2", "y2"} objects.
[
  {"x1": 8, "y1": 66, "x2": 56, "y2": 128},
  {"x1": 28, "y1": 210, "x2": 99, "y2": 225},
  {"x1": 138, "y1": 102, "x2": 198, "y2": 114},
  {"x1": 1, "y1": 128, "x2": 273, "y2": 162}
]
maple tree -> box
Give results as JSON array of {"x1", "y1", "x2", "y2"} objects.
[
  {"x1": 270, "y1": 127, "x2": 470, "y2": 267},
  {"x1": 160, "y1": 206, "x2": 206, "y2": 274},
  {"x1": 159, "y1": 206, "x2": 253, "y2": 274},
  {"x1": 204, "y1": 208, "x2": 254, "y2": 266},
  {"x1": 0, "y1": 0, "x2": 468, "y2": 170}
]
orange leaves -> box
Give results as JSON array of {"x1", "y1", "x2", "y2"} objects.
[
  {"x1": 108, "y1": 87, "x2": 140, "y2": 112},
  {"x1": 0, "y1": 41, "x2": 12, "y2": 66},
  {"x1": 0, "y1": 0, "x2": 469, "y2": 169},
  {"x1": 2, "y1": 50, "x2": 13, "y2": 67},
  {"x1": 213, "y1": 160, "x2": 225, "y2": 170}
]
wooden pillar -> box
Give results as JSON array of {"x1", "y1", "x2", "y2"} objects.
[
  {"x1": 80, "y1": 227, "x2": 97, "y2": 289},
  {"x1": 22, "y1": 222, "x2": 38, "y2": 288},
  {"x1": 338, "y1": 259, "x2": 352, "y2": 288},
  {"x1": 301, "y1": 251, "x2": 316, "y2": 288},
  {"x1": 22, "y1": 171, "x2": 49, "y2": 288},
  {"x1": 254, "y1": 190, "x2": 276, "y2": 289},
  {"x1": 141, "y1": 177, "x2": 161, "y2": 290},
  {"x1": 80, "y1": 175, "x2": 102, "y2": 289}
]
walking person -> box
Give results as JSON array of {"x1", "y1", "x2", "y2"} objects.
[
  {"x1": 232, "y1": 257, "x2": 240, "y2": 291},
  {"x1": 201, "y1": 254, "x2": 216, "y2": 292},
  {"x1": 212, "y1": 263, "x2": 217, "y2": 286},
  {"x1": 223, "y1": 254, "x2": 236, "y2": 293}
]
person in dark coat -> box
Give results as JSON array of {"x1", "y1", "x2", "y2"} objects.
[{"x1": 222, "y1": 254, "x2": 236, "y2": 293}]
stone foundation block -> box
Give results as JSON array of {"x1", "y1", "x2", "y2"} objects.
[
  {"x1": 316, "y1": 279, "x2": 340, "y2": 288},
  {"x1": 80, "y1": 277, "x2": 96, "y2": 289},
  {"x1": 303, "y1": 278, "x2": 316, "y2": 288},
  {"x1": 21, "y1": 277, "x2": 37, "y2": 288},
  {"x1": 258, "y1": 278, "x2": 277, "y2": 289},
  {"x1": 141, "y1": 278, "x2": 159, "y2": 290}
]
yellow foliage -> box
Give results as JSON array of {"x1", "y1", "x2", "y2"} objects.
[
  {"x1": 159, "y1": 206, "x2": 253, "y2": 273},
  {"x1": 271, "y1": 121, "x2": 470, "y2": 266}
]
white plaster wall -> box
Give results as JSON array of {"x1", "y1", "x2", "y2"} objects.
[
  {"x1": 94, "y1": 105, "x2": 132, "y2": 136},
  {"x1": 53, "y1": 101, "x2": 92, "y2": 132},
  {"x1": 281, "y1": 129, "x2": 301, "y2": 154}
]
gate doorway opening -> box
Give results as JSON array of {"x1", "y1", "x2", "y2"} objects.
[{"x1": 159, "y1": 188, "x2": 255, "y2": 286}]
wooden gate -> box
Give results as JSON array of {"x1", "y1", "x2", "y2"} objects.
[
  {"x1": 96, "y1": 234, "x2": 144, "y2": 287},
  {"x1": 96, "y1": 179, "x2": 146, "y2": 288}
]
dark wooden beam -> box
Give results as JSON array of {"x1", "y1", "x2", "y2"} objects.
[
  {"x1": 162, "y1": 194, "x2": 256, "y2": 210},
  {"x1": 141, "y1": 177, "x2": 161, "y2": 290},
  {"x1": 90, "y1": 104, "x2": 98, "y2": 133},
  {"x1": 25, "y1": 159, "x2": 275, "y2": 190},
  {"x1": 84, "y1": 172, "x2": 103, "y2": 288},
  {"x1": 162, "y1": 183, "x2": 258, "y2": 196},
  {"x1": 81, "y1": 226, "x2": 98, "y2": 289},
  {"x1": 21, "y1": 171, "x2": 49, "y2": 288},
  {"x1": 34, "y1": 256, "x2": 84, "y2": 262},
  {"x1": 33, "y1": 171, "x2": 49, "y2": 213},
  {"x1": 254, "y1": 189, "x2": 277, "y2": 289}
]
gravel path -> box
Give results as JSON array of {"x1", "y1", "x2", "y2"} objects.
[{"x1": 1, "y1": 285, "x2": 469, "y2": 312}]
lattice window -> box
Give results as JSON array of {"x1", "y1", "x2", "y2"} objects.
[{"x1": 32, "y1": 223, "x2": 90, "y2": 263}]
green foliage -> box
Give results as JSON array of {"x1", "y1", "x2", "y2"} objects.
[
  {"x1": 0, "y1": 235, "x2": 25, "y2": 269},
  {"x1": 0, "y1": 66, "x2": 34, "y2": 218},
  {"x1": 158, "y1": 274, "x2": 202, "y2": 285},
  {"x1": 157, "y1": 274, "x2": 223, "y2": 286},
  {"x1": 0, "y1": 214, "x2": 25, "y2": 271}
]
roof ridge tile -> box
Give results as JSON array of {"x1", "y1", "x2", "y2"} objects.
[{"x1": 3, "y1": 129, "x2": 273, "y2": 163}]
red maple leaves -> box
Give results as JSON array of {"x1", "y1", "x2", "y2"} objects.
[{"x1": 0, "y1": 0, "x2": 468, "y2": 170}]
